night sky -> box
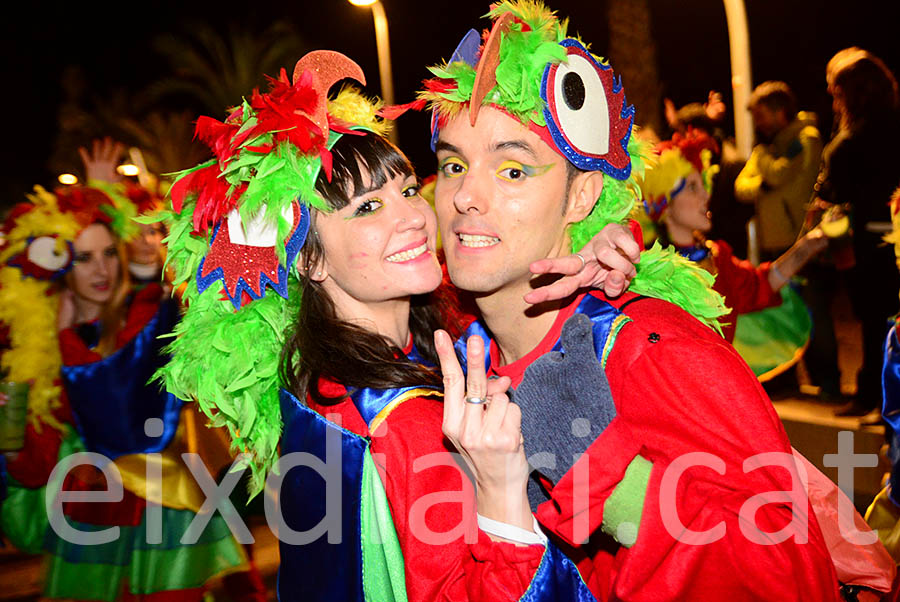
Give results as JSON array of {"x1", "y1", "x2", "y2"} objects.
[{"x1": 3, "y1": 0, "x2": 899, "y2": 206}]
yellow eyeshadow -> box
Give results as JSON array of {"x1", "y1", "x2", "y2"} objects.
[
  {"x1": 438, "y1": 157, "x2": 467, "y2": 177},
  {"x1": 495, "y1": 161, "x2": 555, "y2": 182}
]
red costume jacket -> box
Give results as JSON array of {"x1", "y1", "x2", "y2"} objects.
[{"x1": 479, "y1": 290, "x2": 840, "y2": 601}]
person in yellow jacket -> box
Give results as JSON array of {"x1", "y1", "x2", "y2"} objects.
[{"x1": 736, "y1": 81, "x2": 823, "y2": 260}]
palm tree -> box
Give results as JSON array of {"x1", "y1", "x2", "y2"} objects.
[
  {"x1": 607, "y1": 0, "x2": 663, "y2": 138},
  {"x1": 47, "y1": 22, "x2": 307, "y2": 187},
  {"x1": 116, "y1": 111, "x2": 210, "y2": 177},
  {"x1": 145, "y1": 20, "x2": 308, "y2": 116}
]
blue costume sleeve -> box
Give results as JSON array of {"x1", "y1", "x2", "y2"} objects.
[{"x1": 61, "y1": 298, "x2": 183, "y2": 460}]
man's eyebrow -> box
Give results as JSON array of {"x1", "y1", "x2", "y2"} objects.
[
  {"x1": 435, "y1": 140, "x2": 462, "y2": 155},
  {"x1": 493, "y1": 140, "x2": 538, "y2": 161}
]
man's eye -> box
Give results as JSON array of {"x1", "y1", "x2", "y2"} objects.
[
  {"x1": 497, "y1": 166, "x2": 524, "y2": 182},
  {"x1": 438, "y1": 158, "x2": 467, "y2": 178},
  {"x1": 353, "y1": 199, "x2": 383, "y2": 216},
  {"x1": 496, "y1": 160, "x2": 542, "y2": 183}
]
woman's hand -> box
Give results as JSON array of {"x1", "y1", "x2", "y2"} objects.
[
  {"x1": 434, "y1": 330, "x2": 532, "y2": 529},
  {"x1": 78, "y1": 137, "x2": 125, "y2": 184},
  {"x1": 526, "y1": 222, "x2": 640, "y2": 304}
]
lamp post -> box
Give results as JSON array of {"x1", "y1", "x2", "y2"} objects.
[
  {"x1": 348, "y1": 0, "x2": 398, "y2": 144},
  {"x1": 722, "y1": 0, "x2": 753, "y2": 160},
  {"x1": 722, "y1": 0, "x2": 756, "y2": 262}
]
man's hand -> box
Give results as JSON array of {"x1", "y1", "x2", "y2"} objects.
[
  {"x1": 526, "y1": 222, "x2": 640, "y2": 304},
  {"x1": 705, "y1": 90, "x2": 726, "y2": 123},
  {"x1": 78, "y1": 137, "x2": 125, "y2": 183}
]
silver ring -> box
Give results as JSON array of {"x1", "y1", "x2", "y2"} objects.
[
  {"x1": 465, "y1": 396, "x2": 488, "y2": 405},
  {"x1": 574, "y1": 253, "x2": 586, "y2": 272}
]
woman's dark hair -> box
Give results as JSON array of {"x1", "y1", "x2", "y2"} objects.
[
  {"x1": 830, "y1": 49, "x2": 899, "y2": 129},
  {"x1": 280, "y1": 132, "x2": 446, "y2": 405}
]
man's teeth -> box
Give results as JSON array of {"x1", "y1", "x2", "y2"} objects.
[
  {"x1": 458, "y1": 233, "x2": 500, "y2": 247},
  {"x1": 386, "y1": 242, "x2": 428, "y2": 263}
]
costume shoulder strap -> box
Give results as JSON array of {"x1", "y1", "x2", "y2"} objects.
[
  {"x1": 573, "y1": 293, "x2": 633, "y2": 368},
  {"x1": 349, "y1": 386, "x2": 443, "y2": 435}
]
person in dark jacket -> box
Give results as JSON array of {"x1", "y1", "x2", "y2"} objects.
[{"x1": 808, "y1": 48, "x2": 900, "y2": 415}]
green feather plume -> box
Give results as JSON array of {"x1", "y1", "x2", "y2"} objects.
[
  {"x1": 156, "y1": 193, "x2": 300, "y2": 495},
  {"x1": 569, "y1": 135, "x2": 728, "y2": 333}
]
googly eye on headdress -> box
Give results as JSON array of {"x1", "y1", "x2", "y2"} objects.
[
  {"x1": 8, "y1": 235, "x2": 73, "y2": 280},
  {"x1": 540, "y1": 39, "x2": 634, "y2": 180}
]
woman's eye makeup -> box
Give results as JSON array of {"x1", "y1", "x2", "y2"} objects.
[
  {"x1": 73, "y1": 253, "x2": 90, "y2": 263},
  {"x1": 351, "y1": 198, "x2": 384, "y2": 217},
  {"x1": 438, "y1": 157, "x2": 467, "y2": 178},
  {"x1": 401, "y1": 184, "x2": 420, "y2": 198},
  {"x1": 495, "y1": 160, "x2": 553, "y2": 182}
]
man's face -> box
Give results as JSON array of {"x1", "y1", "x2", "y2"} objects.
[
  {"x1": 127, "y1": 222, "x2": 165, "y2": 266},
  {"x1": 750, "y1": 104, "x2": 785, "y2": 143},
  {"x1": 434, "y1": 107, "x2": 576, "y2": 295}
]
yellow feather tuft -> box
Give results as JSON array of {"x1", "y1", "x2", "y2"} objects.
[
  {"x1": 0, "y1": 186, "x2": 82, "y2": 433},
  {"x1": 328, "y1": 87, "x2": 390, "y2": 138},
  {"x1": 0, "y1": 267, "x2": 65, "y2": 432},
  {"x1": 639, "y1": 149, "x2": 694, "y2": 204},
  {"x1": 488, "y1": 1, "x2": 568, "y2": 39},
  {"x1": 0, "y1": 187, "x2": 82, "y2": 264}
]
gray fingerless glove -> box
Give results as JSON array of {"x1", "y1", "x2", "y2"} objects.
[
  {"x1": 512, "y1": 313, "x2": 617, "y2": 507},
  {"x1": 513, "y1": 313, "x2": 651, "y2": 548}
]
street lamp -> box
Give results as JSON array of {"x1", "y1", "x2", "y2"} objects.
[
  {"x1": 722, "y1": 0, "x2": 756, "y2": 262},
  {"x1": 116, "y1": 164, "x2": 140, "y2": 177},
  {"x1": 348, "y1": 0, "x2": 397, "y2": 144},
  {"x1": 722, "y1": 0, "x2": 753, "y2": 160}
]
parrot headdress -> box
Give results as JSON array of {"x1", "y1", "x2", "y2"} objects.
[
  {"x1": 641, "y1": 128, "x2": 720, "y2": 222},
  {"x1": 417, "y1": 1, "x2": 728, "y2": 332},
  {"x1": 0, "y1": 184, "x2": 136, "y2": 432},
  {"x1": 157, "y1": 50, "x2": 392, "y2": 494}
]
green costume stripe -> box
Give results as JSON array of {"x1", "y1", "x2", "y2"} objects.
[
  {"x1": 43, "y1": 554, "x2": 127, "y2": 601},
  {"x1": 360, "y1": 449, "x2": 408, "y2": 602},
  {"x1": 43, "y1": 536, "x2": 245, "y2": 600},
  {"x1": 733, "y1": 286, "x2": 811, "y2": 380},
  {"x1": 1, "y1": 426, "x2": 83, "y2": 553},
  {"x1": 128, "y1": 537, "x2": 245, "y2": 594},
  {"x1": 43, "y1": 503, "x2": 245, "y2": 598},
  {"x1": 2, "y1": 477, "x2": 48, "y2": 554},
  {"x1": 44, "y1": 509, "x2": 238, "y2": 563},
  {"x1": 601, "y1": 314, "x2": 632, "y2": 368}
]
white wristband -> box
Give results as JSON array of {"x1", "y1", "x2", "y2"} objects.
[{"x1": 476, "y1": 513, "x2": 548, "y2": 546}]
